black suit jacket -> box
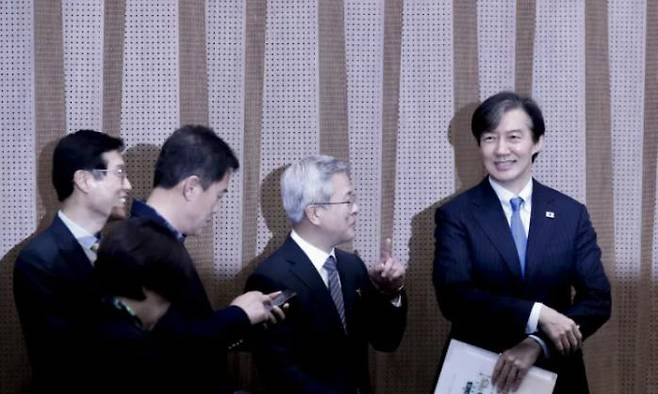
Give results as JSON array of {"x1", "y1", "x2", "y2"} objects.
[
  {"x1": 13, "y1": 216, "x2": 99, "y2": 392},
  {"x1": 246, "y1": 236, "x2": 407, "y2": 394},
  {"x1": 129, "y1": 202, "x2": 251, "y2": 393},
  {"x1": 433, "y1": 178, "x2": 611, "y2": 393}
]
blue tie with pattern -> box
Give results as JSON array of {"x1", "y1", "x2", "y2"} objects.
[
  {"x1": 324, "y1": 256, "x2": 346, "y2": 330},
  {"x1": 510, "y1": 197, "x2": 527, "y2": 278}
]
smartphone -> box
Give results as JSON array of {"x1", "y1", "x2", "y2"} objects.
[{"x1": 271, "y1": 289, "x2": 296, "y2": 307}]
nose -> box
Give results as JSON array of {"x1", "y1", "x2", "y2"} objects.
[
  {"x1": 123, "y1": 176, "x2": 133, "y2": 190},
  {"x1": 351, "y1": 202, "x2": 359, "y2": 215},
  {"x1": 494, "y1": 138, "x2": 509, "y2": 155}
]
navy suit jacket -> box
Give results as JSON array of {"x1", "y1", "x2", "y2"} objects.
[
  {"x1": 13, "y1": 216, "x2": 98, "y2": 392},
  {"x1": 433, "y1": 178, "x2": 611, "y2": 393},
  {"x1": 246, "y1": 236, "x2": 407, "y2": 394}
]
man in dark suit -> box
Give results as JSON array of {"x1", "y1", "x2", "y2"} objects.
[
  {"x1": 246, "y1": 155, "x2": 407, "y2": 394},
  {"x1": 128, "y1": 125, "x2": 283, "y2": 393},
  {"x1": 433, "y1": 92, "x2": 611, "y2": 393},
  {"x1": 13, "y1": 130, "x2": 133, "y2": 392}
]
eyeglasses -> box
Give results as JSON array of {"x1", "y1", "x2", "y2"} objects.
[
  {"x1": 311, "y1": 195, "x2": 357, "y2": 208},
  {"x1": 91, "y1": 167, "x2": 128, "y2": 181}
]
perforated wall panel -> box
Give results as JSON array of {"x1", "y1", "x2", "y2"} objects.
[
  {"x1": 0, "y1": 3, "x2": 35, "y2": 391},
  {"x1": 120, "y1": 0, "x2": 179, "y2": 199},
  {"x1": 256, "y1": 0, "x2": 320, "y2": 256},
  {"x1": 62, "y1": 0, "x2": 104, "y2": 133},
  {"x1": 609, "y1": 0, "x2": 645, "y2": 278},
  {"x1": 477, "y1": 0, "x2": 515, "y2": 100},
  {"x1": 0, "y1": 1, "x2": 35, "y2": 256},
  {"x1": 344, "y1": 0, "x2": 385, "y2": 264},
  {"x1": 532, "y1": 0, "x2": 586, "y2": 202},
  {"x1": 396, "y1": 0, "x2": 455, "y2": 262},
  {"x1": 207, "y1": 0, "x2": 245, "y2": 275}
]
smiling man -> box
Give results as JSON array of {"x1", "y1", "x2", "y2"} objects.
[
  {"x1": 14, "y1": 130, "x2": 132, "y2": 392},
  {"x1": 433, "y1": 92, "x2": 611, "y2": 393},
  {"x1": 246, "y1": 155, "x2": 407, "y2": 394}
]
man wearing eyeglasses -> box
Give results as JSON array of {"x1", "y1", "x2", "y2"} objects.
[
  {"x1": 13, "y1": 130, "x2": 133, "y2": 393},
  {"x1": 246, "y1": 155, "x2": 407, "y2": 394}
]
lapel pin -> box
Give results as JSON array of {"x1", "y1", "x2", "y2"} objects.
[{"x1": 545, "y1": 211, "x2": 555, "y2": 218}]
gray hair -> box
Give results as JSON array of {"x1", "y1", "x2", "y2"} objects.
[{"x1": 281, "y1": 155, "x2": 350, "y2": 224}]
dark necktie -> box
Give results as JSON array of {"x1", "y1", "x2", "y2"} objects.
[
  {"x1": 324, "y1": 256, "x2": 346, "y2": 330},
  {"x1": 510, "y1": 197, "x2": 527, "y2": 278}
]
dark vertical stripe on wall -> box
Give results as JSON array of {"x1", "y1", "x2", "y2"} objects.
[
  {"x1": 102, "y1": 0, "x2": 126, "y2": 138},
  {"x1": 34, "y1": 0, "x2": 66, "y2": 224},
  {"x1": 179, "y1": 0, "x2": 209, "y2": 126},
  {"x1": 514, "y1": 0, "x2": 535, "y2": 96},
  {"x1": 178, "y1": 1, "x2": 217, "y2": 304},
  {"x1": 583, "y1": 3, "x2": 618, "y2": 393},
  {"x1": 452, "y1": 0, "x2": 483, "y2": 191},
  {"x1": 318, "y1": 0, "x2": 349, "y2": 161},
  {"x1": 638, "y1": 1, "x2": 658, "y2": 390},
  {"x1": 379, "y1": 0, "x2": 402, "y2": 242},
  {"x1": 241, "y1": 1, "x2": 267, "y2": 266}
]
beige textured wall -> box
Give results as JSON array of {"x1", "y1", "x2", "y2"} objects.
[{"x1": 1, "y1": 1, "x2": 656, "y2": 393}]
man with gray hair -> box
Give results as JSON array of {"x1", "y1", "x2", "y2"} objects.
[{"x1": 246, "y1": 155, "x2": 407, "y2": 394}]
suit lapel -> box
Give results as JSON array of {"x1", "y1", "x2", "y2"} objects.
[
  {"x1": 50, "y1": 216, "x2": 94, "y2": 278},
  {"x1": 525, "y1": 180, "x2": 555, "y2": 281},
  {"x1": 283, "y1": 238, "x2": 346, "y2": 333},
  {"x1": 471, "y1": 179, "x2": 524, "y2": 278}
]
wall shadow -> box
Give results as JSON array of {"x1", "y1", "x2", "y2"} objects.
[
  {"x1": 228, "y1": 165, "x2": 290, "y2": 393},
  {"x1": 0, "y1": 141, "x2": 60, "y2": 394},
  {"x1": 373, "y1": 102, "x2": 484, "y2": 393}
]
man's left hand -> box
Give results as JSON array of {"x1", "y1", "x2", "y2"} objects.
[
  {"x1": 368, "y1": 238, "x2": 405, "y2": 297},
  {"x1": 491, "y1": 337, "x2": 541, "y2": 393}
]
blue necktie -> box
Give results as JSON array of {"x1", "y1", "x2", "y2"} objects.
[
  {"x1": 510, "y1": 197, "x2": 527, "y2": 278},
  {"x1": 324, "y1": 256, "x2": 346, "y2": 330}
]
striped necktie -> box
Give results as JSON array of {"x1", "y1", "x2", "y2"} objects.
[{"x1": 324, "y1": 256, "x2": 346, "y2": 330}]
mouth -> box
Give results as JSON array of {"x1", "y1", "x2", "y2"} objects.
[{"x1": 493, "y1": 159, "x2": 516, "y2": 171}]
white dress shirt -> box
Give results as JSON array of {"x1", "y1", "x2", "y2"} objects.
[
  {"x1": 58, "y1": 210, "x2": 99, "y2": 264},
  {"x1": 488, "y1": 177, "x2": 547, "y2": 355},
  {"x1": 290, "y1": 229, "x2": 338, "y2": 288}
]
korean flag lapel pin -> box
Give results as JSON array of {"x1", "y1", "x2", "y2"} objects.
[{"x1": 545, "y1": 210, "x2": 555, "y2": 219}]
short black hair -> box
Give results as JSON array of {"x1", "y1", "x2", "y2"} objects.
[
  {"x1": 471, "y1": 91, "x2": 545, "y2": 144},
  {"x1": 153, "y1": 125, "x2": 239, "y2": 189},
  {"x1": 94, "y1": 218, "x2": 187, "y2": 301},
  {"x1": 52, "y1": 130, "x2": 124, "y2": 201}
]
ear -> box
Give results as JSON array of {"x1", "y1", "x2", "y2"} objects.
[
  {"x1": 72, "y1": 169, "x2": 92, "y2": 194},
  {"x1": 181, "y1": 175, "x2": 202, "y2": 201},
  {"x1": 304, "y1": 204, "x2": 323, "y2": 226},
  {"x1": 532, "y1": 135, "x2": 545, "y2": 155}
]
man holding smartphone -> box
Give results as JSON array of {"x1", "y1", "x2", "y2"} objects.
[{"x1": 246, "y1": 155, "x2": 407, "y2": 394}]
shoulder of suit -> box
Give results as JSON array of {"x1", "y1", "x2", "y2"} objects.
[
  {"x1": 436, "y1": 182, "x2": 483, "y2": 215},
  {"x1": 15, "y1": 224, "x2": 61, "y2": 266},
  {"x1": 533, "y1": 180, "x2": 586, "y2": 210}
]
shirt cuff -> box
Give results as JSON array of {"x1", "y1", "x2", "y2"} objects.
[
  {"x1": 526, "y1": 302, "x2": 543, "y2": 334},
  {"x1": 528, "y1": 334, "x2": 550, "y2": 358}
]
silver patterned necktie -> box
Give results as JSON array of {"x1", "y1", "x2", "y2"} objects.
[{"x1": 324, "y1": 255, "x2": 346, "y2": 330}]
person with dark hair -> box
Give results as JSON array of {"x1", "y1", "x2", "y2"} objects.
[
  {"x1": 13, "y1": 129, "x2": 132, "y2": 392},
  {"x1": 246, "y1": 155, "x2": 407, "y2": 393},
  {"x1": 433, "y1": 92, "x2": 611, "y2": 393},
  {"x1": 90, "y1": 218, "x2": 180, "y2": 392},
  {"x1": 128, "y1": 124, "x2": 284, "y2": 393}
]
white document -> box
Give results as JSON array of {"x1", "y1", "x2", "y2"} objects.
[{"x1": 434, "y1": 339, "x2": 557, "y2": 394}]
